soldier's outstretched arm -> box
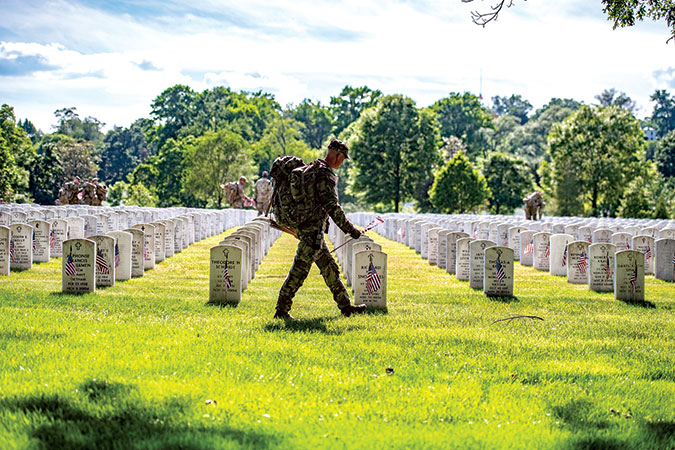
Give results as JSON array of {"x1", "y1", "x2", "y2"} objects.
[{"x1": 316, "y1": 171, "x2": 361, "y2": 239}]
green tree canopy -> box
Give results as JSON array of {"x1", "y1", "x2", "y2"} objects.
[
  {"x1": 292, "y1": 99, "x2": 333, "y2": 149},
  {"x1": 29, "y1": 137, "x2": 63, "y2": 205},
  {"x1": 430, "y1": 151, "x2": 489, "y2": 214},
  {"x1": 330, "y1": 85, "x2": 383, "y2": 136},
  {"x1": 548, "y1": 105, "x2": 646, "y2": 216},
  {"x1": 482, "y1": 152, "x2": 533, "y2": 214},
  {"x1": 1, "y1": 104, "x2": 34, "y2": 198},
  {"x1": 594, "y1": 88, "x2": 638, "y2": 114},
  {"x1": 251, "y1": 115, "x2": 319, "y2": 175},
  {"x1": 350, "y1": 95, "x2": 440, "y2": 212},
  {"x1": 650, "y1": 89, "x2": 675, "y2": 138},
  {"x1": 491, "y1": 94, "x2": 532, "y2": 124},
  {"x1": 655, "y1": 129, "x2": 675, "y2": 178},
  {"x1": 54, "y1": 107, "x2": 105, "y2": 144},
  {"x1": 430, "y1": 92, "x2": 493, "y2": 160},
  {"x1": 99, "y1": 123, "x2": 150, "y2": 184},
  {"x1": 184, "y1": 130, "x2": 253, "y2": 207}
]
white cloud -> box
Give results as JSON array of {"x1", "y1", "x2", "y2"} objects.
[{"x1": 1, "y1": 0, "x2": 674, "y2": 131}]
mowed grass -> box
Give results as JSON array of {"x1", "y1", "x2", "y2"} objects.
[{"x1": 1, "y1": 228, "x2": 674, "y2": 449}]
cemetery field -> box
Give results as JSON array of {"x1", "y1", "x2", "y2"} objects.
[{"x1": 1, "y1": 229, "x2": 674, "y2": 449}]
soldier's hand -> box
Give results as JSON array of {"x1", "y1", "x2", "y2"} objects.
[{"x1": 350, "y1": 229, "x2": 362, "y2": 240}]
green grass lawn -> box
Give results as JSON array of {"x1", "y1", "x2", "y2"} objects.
[{"x1": 1, "y1": 229, "x2": 674, "y2": 449}]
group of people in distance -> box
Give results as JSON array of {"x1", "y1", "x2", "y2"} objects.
[
  {"x1": 223, "y1": 139, "x2": 367, "y2": 320},
  {"x1": 57, "y1": 177, "x2": 108, "y2": 206}
]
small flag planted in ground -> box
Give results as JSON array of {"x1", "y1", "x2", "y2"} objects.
[
  {"x1": 114, "y1": 243, "x2": 120, "y2": 268},
  {"x1": 366, "y1": 260, "x2": 381, "y2": 294},
  {"x1": 524, "y1": 239, "x2": 533, "y2": 255},
  {"x1": 9, "y1": 240, "x2": 15, "y2": 262},
  {"x1": 645, "y1": 245, "x2": 652, "y2": 261},
  {"x1": 96, "y1": 248, "x2": 109, "y2": 274},
  {"x1": 545, "y1": 242, "x2": 550, "y2": 259},
  {"x1": 65, "y1": 251, "x2": 77, "y2": 276},
  {"x1": 496, "y1": 254, "x2": 505, "y2": 283},
  {"x1": 363, "y1": 216, "x2": 384, "y2": 232},
  {"x1": 604, "y1": 253, "x2": 611, "y2": 281},
  {"x1": 223, "y1": 260, "x2": 232, "y2": 290},
  {"x1": 50, "y1": 229, "x2": 56, "y2": 249},
  {"x1": 629, "y1": 261, "x2": 638, "y2": 294},
  {"x1": 32, "y1": 232, "x2": 36, "y2": 252},
  {"x1": 577, "y1": 250, "x2": 587, "y2": 274},
  {"x1": 561, "y1": 245, "x2": 567, "y2": 266}
]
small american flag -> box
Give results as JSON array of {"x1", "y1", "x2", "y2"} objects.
[
  {"x1": 672, "y1": 252, "x2": 675, "y2": 266},
  {"x1": 363, "y1": 216, "x2": 384, "y2": 232},
  {"x1": 604, "y1": 253, "x2": 611, "y2": 281},
  {"x1": 577, "y1": 250, "x2": 587, "y2": 274},
  {"x1": 545, "y1": 242, "x2": 550, "y2": 259},
  {"x1": 9, "y1": 240, "x2": 15, "y2": 262},
  {"x1": 561, "y1": 245, "x2": 567, "y2": 266},
  {"x1": 495, "y1": 255, "x2": 505, "y2": 283},
  {"x1": 503, "y1": 236, "x2": 508, "y2": 247},
  {"x1": 49, "y1": 229, "x2": 56, "y2": 249},
  {"x1": 645, "y1": 245, "x2": 652, "y2": 261},
  {"x1": 223, "y1": 260, "x2": 232, "y2": 290},
  {"x1": 114, "y1": 243, "x2": 120, "y2": 268},
  {"x1": 524, "y1": 239, "x2": 533, "y2": 255},
  {"x1": 629, "y1": 261, "x2": 638, "y2": 294},
  {"x1": 143, "y1": 243, "x2": 149, "y2": 260},
  {"x1": 366, "y1": 260, "x2": 382, "y2": 294},
  {"x1": 472, "y1": 229, "x2": 478, "y2": 239},
  {"x1": 65, "y1": 251, "x2": 77, "y2": 276},
  {"x1": 32, "y1": 232, "x2": 36, "y2": 252},
  {"x1": 397, "y1": 227, "x2": 406, "y2": 240},
  {"x1": 96, "y1": 248, "x2": 109, "y2": 274}
]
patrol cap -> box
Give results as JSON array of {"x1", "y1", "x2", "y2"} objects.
[
  {"x1": 328, "y1": 138, "x2": 350, "y2": 159},
  {"x1": 239, "y1": 176, "x2": 247, "y2": 183}
]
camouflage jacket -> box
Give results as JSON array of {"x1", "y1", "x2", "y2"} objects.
[
  {"x1": 303, "y1": 159, "x2": 359, "y2": 236},
  {"x1": 254, "y1": 178, "x2": 273, "y2": 202}
]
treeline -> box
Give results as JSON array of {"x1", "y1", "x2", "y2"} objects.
[{"x1": 2, "y1": 85, "x2": 675, "y2": 218}]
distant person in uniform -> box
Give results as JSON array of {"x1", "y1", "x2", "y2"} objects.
[
  {"x1": 253, "y1": 171, "x2": 273, "y2": 216},
  {"x1": 221, "y1": 176, "x2": 251, "y2": 209},
  {"x1": 65, "y1": 177, "x2": 81, "y2": 205},
  {"x1": 81, "y1": 179, "x2": 97, "y2": 205},
  {"x1": 273, "y1": 139, "x2": 366, "y2": 320},
  {"x1": 94, "y1": 179, "x2": 107, "y2": 205}
]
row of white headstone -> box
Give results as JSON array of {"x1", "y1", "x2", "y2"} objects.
[
  {"x1": 331, "y1": 218, "x2": 387, "y2": 308},
  {"x1": 209, "y1": 218, "x2": 282, "y2": 304},
  {"x1": 347, "y1": 212, "x2": 675, "y2": 301},
  {"x1": 0, "y1": 204, "x2": 258, "y2": 293}
]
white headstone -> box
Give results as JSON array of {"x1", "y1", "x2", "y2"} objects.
[
  {"x1": 353, "y1": 250, "x2": 387, "y2": 308},
  {"x1": 611, "y1": 232, "x2": 632, "y2": 251},
  {"x1": 592, "y1": 228, "x2": 613, "y2": 244},
  {"x1": 28, "y1": 220, "x2": 50, "y2": 263},
  {"x1": 445, "y1": 232, "x2": 469, "y2": 274},
  {"x1": 62, "y1": 239, "x2": 96, "y2": 293},
  {"x1": 654, "y1": 238, "x2": 675, "y2": 282},
  {"x1": 614, "y1": 250, "x2": 645, "y2": 302},
  {"x1": 125, "y1": 228, "x2": 145, "y2": 278},
  {"x1": 49, "y1": 219, "x2": 68, "y2": 257},
  {"x1": 66, "y1": 217, "x2": 85, "y2": 239},
  {"x1": 588, "y1": 243, "x2": 616, "y2": 292},
  {"x1": 533, "y1": 231, "x2": 551, "y2": 271},
  {"x1": 152, "y1": 222, "x2": 166, "y2": 263},
  {"x1": 549, "y1": 234, "x2": 573, "y2": 276},
  {"x1": 566, "y1": 241, "x2": 590, "y2": 284},
  {"x1": 209, "y1": 245, "x2": 243, "y2": 304},
  {"x1": 469, "y1": 240, "x2": 496, "y2": 289},
  {"x1": 484, "y1": 247, "x2": 514, "y2": 297},
  {"x1": 0, "y1": 211, "x2": 11, "y2": 227},
  {"x1": 519, "y1": 230, "x2": 535, "y2": 267},
  {"x1": 0, "y1": 226, "x2": 9, "y2": 276},
  {"x1": 108, "y1": 230, "x2": 132, "y2": 281},
  {"x1": 10, "y1": 223, "x2": 33, "y2": 270},
  {"x1": 90, "y1": 235, "x2": 116, "y2": 287},
  {"x1": 455, "y1": 237, "x2": 474, "y2": 281},
  {"x1": 631, "y1": 235, "x2": 655, "y2": 275}
]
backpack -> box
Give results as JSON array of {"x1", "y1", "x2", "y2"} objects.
[
  {"x1": 270, "y1": 156, "x2": 317, "y2": 227},
  {"x1": 223, "y1": 182, "x2": 239, "y2": 205}
]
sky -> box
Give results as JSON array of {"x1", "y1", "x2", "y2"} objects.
[{"x1": 1, "y1": 0, "x2": 674, "y2": 133}]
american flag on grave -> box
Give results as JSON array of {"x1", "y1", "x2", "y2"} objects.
[
  {"x1": 96, "y1": 247, "x2": 110, "y2": 274},
  {"x1": 223, "y1": 259, "x2": 232, "y2": 290},
  {"x1": 114, "y1": 243, "x2": 120, "y2": 268},
  {"x1": 672, "y1": 252, "x2": 675, "y2": 266},
  {"x1": 577, "y1": 250, "x2": 587, "y2": 274},
  {"x1": 363, "y1": 216, "x2": 384, "y2": 232},
  {"x1": 49, "y1": 229, "x2": 56, "y2": 249},
  {"x1": 32, "y1": 232, "x2": 36, "y2": 252},
  {"x1": 495, "y1": 254, "x2": 505, "y2": 284},
  {"x1": 524, "y1": 238, "x2": 534, "y2": 255},
  {"x1": 502, "y1": 236, "x2": 508, "y2": 247},
  {"x1": 629, "y1": 261, "x2": 638, "y2": 294},
  {"x1": 545, "y1": 242, "x2": 550, "y2": 259},
  {"x1": 9, "y1": 240, "x2": 15, "y2": 262},
  {"x1": 143, "y1": 243, "x2": 149, "y2": 260},
  {"x1": 645, "y1": 245, "x2": 652, "y2": 261},
  {"x1": 561, "y1": 245, "x2": 568, "y2": 266},
  {"x1": 65, "y1": 251, "x2": 77, "y2": 276},
  {"x1": 366, "y1": 260, "x2": 382, "y2": 294},
  {"x1": 604, "y1": 253, "x2": 611, "y2": 281}
]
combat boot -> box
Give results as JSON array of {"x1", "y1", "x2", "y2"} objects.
[
  {"x1": 273, "y1": 310, "x2": 296, "y2": 320},
  {"x1": 341, "y1": 304, "x2": 367, "y2": 317}
]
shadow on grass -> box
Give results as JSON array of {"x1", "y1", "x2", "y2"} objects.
[
  {"x1": 486, "y1": 295, "x2": 519, "y2": 303},
  {"x1": 364, "y1": 306, "x2": 388, "y2": 315},
  {"x1": 205, "y1": 300, "x2": 239, "y2": 309},
  {"x1": 0, "y1": 379, "x2": 280, "y2": 450},
  {"x1": 264, "y1": 316, "x2": 361, "y2": 335},
  {"x1": 619, "y1": 299, "x2": 656, "y2": 309}
]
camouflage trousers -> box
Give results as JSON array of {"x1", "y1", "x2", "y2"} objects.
[
  {"x1": 256, "y1": 199, "x2": 271, "y2": 216},
  {"x1": 276, "y1": 228, "x2": 351, "y2": 313}
]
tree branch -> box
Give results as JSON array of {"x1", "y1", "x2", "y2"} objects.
[
  {"x1": 462, "y1": 0, "x2": 523, "y2": 27},
  {"x1": 491, "y1": 315, "x2": 544, "y2": 325}
]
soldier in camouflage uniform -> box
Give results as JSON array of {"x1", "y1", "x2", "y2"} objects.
[
  {"x1": 274, "y1": 139, "x2": 366, "y2": 320},
  {"x1": 253, "y1": 171, "x2": 273, "y2": 215},
  {"x1": 65, "y1": 177, "x2": 81, "y2": 205},
  {"x1": 81, "y1": 180, "x2": 97, "y2": 205},
  {"x1": 221, "y1": 176, "x2": 251, "y2": 209},
  {"x1": 95, "y1": 180, "x2": 107, "y2": 205}
]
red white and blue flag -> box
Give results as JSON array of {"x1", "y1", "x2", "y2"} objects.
[
  {"x1": 32, "y1": 232, "x2": 36, "y2": 252},
  {"x1": 524, "y1": 239, "x2": 533, "y2": 255},
  {"x1": 604, "y1": 253, "x2": 611, "y2": 281},
  {"x1": 143, "y1": 243, "x2": 149, "y2": 260},
  {"x1": 645, "y1": 245, "x2": 652, "y2": 261},
  {"x1": 496, "y1": 255, "x2": 505, "y2": 284},
  {"x1": 223, "y1": 260, "x2": 232, "y2": 290},
  {"x1": 577, "y1": 250, "x2": 587, "y2": 274},
  {"x1": 363, "y1": 216, "x2": 384, "y2": 233},
  {"x1": 629, "y1": 261, "x2": 638, "y2": 294},
  {"x1": 49, "y1": 229, "x2": 56, "y2": 249},
  {"x1": 96, "y1": 248, "x2": 109, "y2": 274},
  {"x1": 114, "y1": 243, "x2": 120, "y2": 268},
  {"x1": 9, "y1": 240, "x2": 15, "y2": 262},
  {"x1": 561, "y1": 245, "x2": 568, "y2": 267},
  {"x1": 366, "y1": 260, "x2": 382, "y2": 294},
  {"x1": 545, "y1": 242, "x2": 550, "y2": 259},
  {"x1": 65, "y1": 251, "x2": 77, "y2": 276}
]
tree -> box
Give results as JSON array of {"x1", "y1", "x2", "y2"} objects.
[
  {"x1": 548, "y1": 105, "x2": 646, "y2": 216},
  {"x1": 54, "y1": 107, "x2": 105, "y2": 144},
  {"x1": 29, "y1": 136, "x2": 63, "y2": 205},
  {"x1": 463, "y1": 1, "x2": 675, "y2": 41},
  {"x1": 330, "y1": 85, "x2": 383, "y2": 136},
  {"x1": 350, "y1": 95, "x2": 440, "y2": 212},
  {"x1": 292, "y1": 99, "x2": 333, "y2": 149},
  {"x1": 19, "y1": 119, "x2": 42, "y2": 145},
  {"x1": 655, "y1": 129, "x2": 675, "y2": 178},
  {"x1": 54, "y1": 135, "x2": 100, "y2": 182},
  {"x1": 650, "y1": 89, "x2": 675, "y2": 138},
  {"x1": 151, "y1": 85, "x2": 198, "y2": 145},
  {"x1": 482, "y1": 152, "x2": 533, "y2": 214},
  {"x1": 99, "y1": 123, "x2": 150, "y2": 184},
  {"x1": 595, "y1": 88, "x2": 638, "y2": 114},
  {"x1": 0, "y1": 136, "x2": 17, "y2": 201},
  {"x1": 1, "y1": 104, "x2": 35, "y2": 198},
  {"x1": 184, "y1": 130, "x2": 252, "y2": 207},
  {"x1": 491, "y1": 94, "x2": 533, "y2": 124},
  {"x1": 430, "y1": 151, "x2": 489, "y2": 213},
  {"x1": 250, "y1": 116, "x2": 319, "y2": 175},
  {"x1": 430, "y1": 92, "x2": 493, "y2": 160}
]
